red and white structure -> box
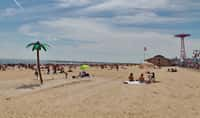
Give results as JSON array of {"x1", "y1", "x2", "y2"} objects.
[{"x1": 175, "y1": 33, "x2": 191, "y2": 61}]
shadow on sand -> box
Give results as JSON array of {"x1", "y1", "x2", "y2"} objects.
[
  {"x1": 153, "y1": 80, "x2": 160, "y2": 83},
  {"x1": 16, "y1": 83, "x2": 41, "y2": 90},
  {"x1": 146, "y1": 80, "x2": 161, "y2": 84}
]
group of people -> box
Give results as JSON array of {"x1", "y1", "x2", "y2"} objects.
[
  {"x1": 128, "y1": 71, "x2": 156, "y2": 84},
  {"x1": 167, "y1": 68, "x2": 178, "y2": 72},
  {"x1": 79, "y1": 71, "x2": 90, "y2": 78},
  {"x1": 71, "y1": 71, "x2": 90, "y2": 79},
  {"x1": 0, "y1": 64, "x2": 34, "y2": 71}
]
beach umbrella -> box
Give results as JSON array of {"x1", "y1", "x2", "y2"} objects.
[{"x1": 80, "y1": 64, "x2": 90, "y2": 70}]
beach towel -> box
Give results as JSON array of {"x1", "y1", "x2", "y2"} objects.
[{"x1": 123, "y1": 81, "x2": 145, "y2": 85}]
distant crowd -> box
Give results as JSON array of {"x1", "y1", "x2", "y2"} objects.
[
  {"x1": 0, "y1": 63, "x2": 134, "y2": 71},
  {"x1": 0, "y1": 63, "x2": 135, "y2": 79}
]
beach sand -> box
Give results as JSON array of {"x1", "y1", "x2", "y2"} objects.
[{"x1": 0, "y1": 66, "x2": 200, "y2": 118}]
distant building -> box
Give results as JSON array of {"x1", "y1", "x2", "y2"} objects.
[
  {"x1": 171, "y1": 57, "x2": 181, "y2": 66},
  {"x1": 145, "y1": 55, "x2": 173, "y2": 67}
]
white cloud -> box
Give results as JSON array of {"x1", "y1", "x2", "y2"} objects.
[
  {"x1": 19, "y1": 25, "x2": 40, "y2": 37},
  {"x1": 18, "y1": 17, "x2": 200, "y2": 62},
  {"x1": 56, "y1": 0, "x2": 200, "y2": 12},
  {"x1": 56, "y1": 0, "x2": 92, "y2": 7},
  {"x1": 112, "y1": 12, "x2": 188, "y2": 25},
  {"x1": 53, "y1": 0, "x2": 200, "y2": 25},
  {"x1": 83, "y1": 0, "x2": 169, "y2": 12},
  {"x1": 0, "y1": 8, "x2": 18, "y2": 17},
  {"x1": 55, "y1": 0, "x2": 200, "y2": 22},
  {"x1": 2, "y1": 0, "x2": 199, "y2": 62}
]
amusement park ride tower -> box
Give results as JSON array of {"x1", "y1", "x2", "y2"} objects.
[{"x1": 175, "y1": 33, "x2": 191, "y2": 61}]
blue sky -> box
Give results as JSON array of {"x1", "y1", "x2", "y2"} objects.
[{"x1": 0, "y1": 0, "x2": 200, "y2": 63}]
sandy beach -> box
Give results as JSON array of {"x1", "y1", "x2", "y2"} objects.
[
  {"x1": 1, "y1": 0, "x2": 200, "y2": 117},
  {"x1": 0, "y1": 66, "x2": 200, "y2": 118}
]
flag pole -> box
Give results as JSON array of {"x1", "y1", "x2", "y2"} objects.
[
  {"x1": 144, "y1": 51, "x2": 145, "y2": 62},
  {"x1": 144, "y1": 47, "x2": 146, "y2": 62}
]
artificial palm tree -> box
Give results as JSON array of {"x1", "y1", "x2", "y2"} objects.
[{"x1": 26, "y1": 41, "x2": 49, "y2": 84}]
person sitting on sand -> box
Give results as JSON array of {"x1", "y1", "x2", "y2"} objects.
[
  {"x1": 168, "y1": 68, "x2": 170, "y2": 72},
  {"x1": 128, "y1": 73, "x2": 134, "y2": 81},
  {"x1": 79, "y1": 71, "x2": 90, "y2": 78},
  {"x1": 83, "y1": 71, "x2": 90, "y2": 78},
  {"x1": 172, "y1": 68, "x2": 177, "y2": 72},
  {"x1": 146, "y1": 72, "x2": 156, "y2": 83},
  {"x1": 138, "y1": 73, "x2": 145, "y2": 83},
  {"x1": 146, "y1": 72, "x2": 152, "y2": 83}
]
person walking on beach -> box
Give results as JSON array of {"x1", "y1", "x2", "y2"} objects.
[
  {"x1": 53, "y1": 65, "x2": 57, "y2": 74},
  {"x1": 34, "y1": 69, "x2": 39, "y2": 80},
  {"x1": 64, "y1": 71, "x2": 68, "y2": 79},
  {"x1": 116, "y1": 65, "x2": 119, "y2": 71},
  {"x1": 47, "y1": 66, "x2": 50, "y2": 75}
]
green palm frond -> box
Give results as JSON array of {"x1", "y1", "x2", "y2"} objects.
[
  {"x1": 43, "y1": 43, "x2": 50, "y2": 48},
  {"x1": 41, "y1": 44, "x2": 47, "y2": 51},
  {"x1": 27, "y1": 41, "x2": 49, "y2": 52},
  {"x1": 32, "y1": 46, "x2": 35, "y2": 51},
  {"x1": 35, "y1": 44, "x2": 40, "y2": 49},
  {"x1": 32, "y1": 44, "x2": 40, "y2": 51},
  {"x1": 26, "y1": 43, "x2": 35, "y2": 48},
  {"x1": 42, "y1": 43, "x2": 50, "y2": 50}
]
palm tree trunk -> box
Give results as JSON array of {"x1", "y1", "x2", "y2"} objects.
[{"x1": 37, "y1": 50, "x2": 43, "y2": 84}]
